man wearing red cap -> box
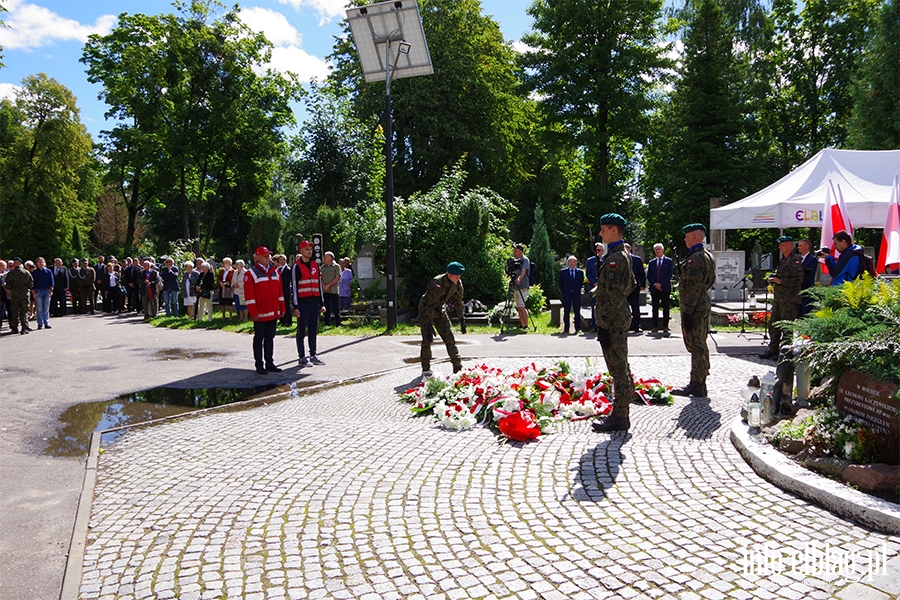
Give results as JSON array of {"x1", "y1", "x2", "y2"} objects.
[
  {"x1": 244, "y1": 246, "x2": 286, "y2": 375},
  {"x1": 291, "y1": 240, "x2": 325, "y2": 367}
]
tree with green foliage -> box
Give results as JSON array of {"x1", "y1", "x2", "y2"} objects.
[
  {"x1": 847, "y1": 0, "x2": 900, "y2": 150},
  {"x1": 642, "y1": 0, "x2": 758, "y2": 245},
  {"x1": 395, "y1": 162, "x2": 511, "y2": 306},
  {"x1": 760, "y1": 0, "x2": 880, "y2": 170},
  {"x1": 527, "y1": 205, "x2": 558, "y2": 300},
  {"x1": 0, "y1": 3, "x2": 7, "y2": 68},
  {"x1": 328, "y1": 0, "x2": 535, "y2": 201},
  {"x1": 82, "y1": 0, "x2": 302, "y2": 256},
  {"x1": 0, "y1": 74, "x2": 97, "y2": 259},
  {"x1": 520, "y1": 0, "x2": 673, "y2": 227}
]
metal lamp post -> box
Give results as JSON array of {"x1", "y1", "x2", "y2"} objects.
[{"x1": 345, "y1": 0, "x2": 433, "y2": 329}]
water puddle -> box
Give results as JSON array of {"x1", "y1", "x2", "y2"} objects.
[{"x1": 43, "y1": 383, "x2": 315, "y2": 457}]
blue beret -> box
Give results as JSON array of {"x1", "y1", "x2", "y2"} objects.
[
  {"x1": 446, "y1": 261, "x2": 465, "y2": 275},
  {"x1": 682, "y1": 223, "x2": 707, "y2": 234},
  {"x1": 777, "y1": 235, "x2": 794, "y2": 243},
  {"x1": 600, "y1": 213, "x2": 627, "y2": 228}
]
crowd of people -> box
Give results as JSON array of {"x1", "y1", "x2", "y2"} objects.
[{"x1": 0, "y1": 251, "x2": 356, "y2": 339}]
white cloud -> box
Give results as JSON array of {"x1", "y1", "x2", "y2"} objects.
[
  {"x1": 269, "y1": 45, "x2": 331, "y2": 83},
  {"x1": 0, "y1": 83, "x2": 22, "y2": 102},
  {"x1": 511, "y1": 40, "x2": 534, "y2": 55},
  {"x1": 239, "y1": 7, "x2": 303, "y2": 47},
  {"x1": 277, "y1": 0, "x2": 349, "y2": 25},
  {"x1": 239, "y1": 6, "x2": 330, "y2": 83},
  {"x1": 0, "y1": 0, "x2": 116, "y2": 51}
]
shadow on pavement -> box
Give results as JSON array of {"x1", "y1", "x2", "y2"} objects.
[
  {"x1": 569, "y1": 432, "x2": 632, "y2": 501},
  {"x1": 673, "y1": 396, "x2": 721, "y2": 440}
]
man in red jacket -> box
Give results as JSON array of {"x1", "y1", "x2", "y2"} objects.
[{"x1": 244, "y1": 246, "x2": 286, "y2": 375}]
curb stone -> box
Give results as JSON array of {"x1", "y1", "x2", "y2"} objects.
[{"x1": 730, "y1": 415, "x2": 900, "y2": 534}]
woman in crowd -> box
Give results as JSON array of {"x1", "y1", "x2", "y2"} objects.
[
  {"x1": 182, "y1": 261, "x2": 199, "y2": 319},
  {"x1": 196, "y1": 262, "x2": 215, "y2": 322},
  {"x1": 218, "y1": 257, "x2": 235, "y2": 319},
  {"x1": 232, "y1": 259, "x2": 248, "y2": 322},
  {"x1": 102, "y1": 262, "x2": 123, "y2": 313}
]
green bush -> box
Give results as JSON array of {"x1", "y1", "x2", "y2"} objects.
[
  {"x1": 395, "y1": 161, "x2": 511, "y2": 308},
  {"x1": 526, "y1": 284, "x2": 546, "y2": 313}
]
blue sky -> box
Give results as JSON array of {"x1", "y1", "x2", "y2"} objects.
[{"x1": 0, "y1": 0, "x2": 535, "y2": 139}]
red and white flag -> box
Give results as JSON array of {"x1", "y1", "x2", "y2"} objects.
[
  {"x1": 876, "y1": 175, "x2": 900, "y2": 274},
  {"x1": 819, "y1": 180, "x2": 854, "y2": 273}
]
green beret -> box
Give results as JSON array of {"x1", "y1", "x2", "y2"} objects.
[
  {"x1": 777, "y1": 235, "x2": 794, "y2": 243},
  {"x1": 600, "y1": 213, "x2": 627, "y2": 228},
  {"x1": 682, "y1": 223, "x2": 707, "y2": 234},
  {"x1": 446, "y1": 261, "x2": 465, "y2": 275}
]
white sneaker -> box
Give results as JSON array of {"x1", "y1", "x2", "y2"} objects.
[
  {"x1": 310, "y1": 355, "x2": 325, "y2": 365},
  {"x1": 421, "y1": 370, "x2": 433, "y2": 379}
]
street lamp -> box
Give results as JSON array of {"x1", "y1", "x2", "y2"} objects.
[{"x1": 346, "y1": 0, "x2": 433, "y2": 329}]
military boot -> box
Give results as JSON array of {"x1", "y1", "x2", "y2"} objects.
[{"x1": 671, "y1": 381, "x2": 705, "y2": 397}]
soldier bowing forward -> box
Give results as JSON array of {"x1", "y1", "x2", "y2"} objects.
[{"x1": 419, "y1": 262, "x2": 467, "y2": 379}]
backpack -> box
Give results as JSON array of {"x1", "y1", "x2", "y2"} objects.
[
  {"x1": 528, "y1": 260, "x2": 538, "y2": 286},
  {"x1": 854, "y1": 248, "x2": 878, "y2": 280}
]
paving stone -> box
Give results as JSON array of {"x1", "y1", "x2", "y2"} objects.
[{"x1": 78, "y1": 356, "x2": 898, "y2": 600}]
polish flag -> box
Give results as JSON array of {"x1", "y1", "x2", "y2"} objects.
[
  {"x1": 819, "y1": 180, "x2": 853, "y2": 273},
  {"x1": 876, "y1": 175, "x2": 900, "y2": 274}
]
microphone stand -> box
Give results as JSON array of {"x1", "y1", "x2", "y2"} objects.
[{"x1": 736, "y1": 254, "x2": 770, "y2": 341}]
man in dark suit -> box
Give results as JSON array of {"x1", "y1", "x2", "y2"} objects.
[
  {"x1": 797, "y1": 238, "x2": 817, "y2": 317},
  {"x1": 624, "y1": 243, "x2": 646, "y2": 333},
  {"x1": 584, "y1": 242, "x2": 605, "y2": 331},
  {"x1": 50, "y1": 258, "x2": 69, "y2": 317},
  {"x1": 647, "y1": 242, "x2": 675, "y2": 333},
  {"x1": 558, "y1": 255, "x2": 585, "y2": 334}
]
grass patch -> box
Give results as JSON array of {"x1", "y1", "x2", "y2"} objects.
[{"x1": 150, "y1": 311, "x2": 560, "y2": 336}]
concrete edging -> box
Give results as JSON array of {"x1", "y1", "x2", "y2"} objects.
[{"x1": 730, "y1": 415, "x2": 900, "y2": 534}]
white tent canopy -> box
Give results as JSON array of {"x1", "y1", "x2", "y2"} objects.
[{"x1": 710, "y1": 149, "x2": 900, "y2": 230}]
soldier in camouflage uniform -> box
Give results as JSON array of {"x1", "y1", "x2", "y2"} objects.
[
  {"x1": 672, "y1": 223, "x2": 717, "y2": 398},
  {"x1": 80, "y1": 258, "x2": 97, "y2": 314},
  {"x1": 591, "y1": 214, "x2": 637, "y2": 432},
  {"x1": 419, "y1": 262, "x2": 467, "y2": 378},
  {"x1": 760, "y1": 235, "x2": 803, "y2": 359},
  {"x1": 3, "y1": 257, "x2": 34, "y2": 335}
]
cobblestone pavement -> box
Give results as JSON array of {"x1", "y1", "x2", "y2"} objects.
[{"x1": 80, "y1": 355, "x2": 899, "y2": 600}]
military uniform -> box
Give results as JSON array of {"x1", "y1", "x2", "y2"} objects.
[
  {"x1": 68, "y1": 262, "x2": 83, "y2": 313},
  {"x1": 4, "y1": 264, "x2": 34, "y2": 334},
  {"x1": 419, "y1": 269, "x2": 466, "y2": 374},
  {"x1": 80, "y1": 263, "x2": 96, "y2": 313},
  {"x1": 594, "y1": 240, "x2": 637, "y2": 419},
  {"x1": 678, "y1": 242, "x2": 716, "y2": 393},
  {"x1": 765, "y1": 250, "x2": 803, "y2": 355}
]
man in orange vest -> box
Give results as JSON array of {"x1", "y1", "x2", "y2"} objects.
[
  {"x1": 291, "y1": 240, "x2": 325, "y2": 367},
  {"x1": 244, "y1": 246, "x2": 286, "y2": 375}
]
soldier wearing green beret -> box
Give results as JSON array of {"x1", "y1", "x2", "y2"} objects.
[
  {"x1": 673, "y1": 223, "x2": 716, "y2": 397},
  {"x1": 419, "y1": 262, "x2": 467, "y2": 379},
  {"x1": 760, "y1": 236, "x2": 803, "y2": 360},
  {"x1": 591, "y1": 213, "x2": 637, "y2": 432}
]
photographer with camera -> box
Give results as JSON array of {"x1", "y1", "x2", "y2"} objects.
[
  {"x1": 818, "y1": 230, "x2": 863, "y2": 285},
  {"x1": 509, "y1": 244, "x2": 530, "y2": 329}
]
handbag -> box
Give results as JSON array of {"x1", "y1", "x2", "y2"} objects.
[
  {"x1": 221, "y1": 285, "x2": 234, "y2": 299},
  {"x1": 199, "y1": 289, "x2": 211, "y2": 299}
]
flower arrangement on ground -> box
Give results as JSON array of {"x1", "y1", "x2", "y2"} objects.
[{"x1": 399, "y1": 360, "x2": 674, "y2": 442}]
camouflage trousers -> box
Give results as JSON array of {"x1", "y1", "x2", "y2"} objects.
[
  {"x1": 766, "y1": 300, "x2": 796, "y2": 353},
  {"x1": 682, "y1": 311, "x2": 710, "y2": 384},
  {"x1": 7, "y1": 292, "x2": 29, "y2": 331},
  {"x1": 597, "y1": 326, "x2": 633, "y2": 419},
  {"x1": 420, "y1": 311, "x2": 461, "y2": 372}
]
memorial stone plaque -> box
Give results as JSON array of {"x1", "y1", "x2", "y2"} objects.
[
  {"x1": 712, "y1": 250, "x2": 745, "y2": 300},
  {"x1": 836, "y1": 370, "x2": 900, "y2": 437}
]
